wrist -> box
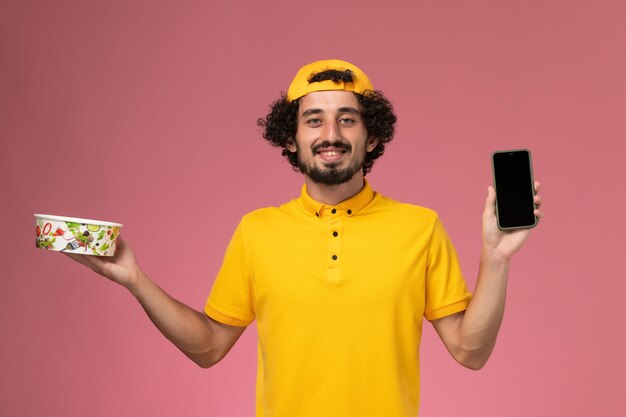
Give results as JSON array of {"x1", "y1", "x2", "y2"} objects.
[
  {"x1": 480, "y1": 247, "x2": 511, "y2": 269},
  {"x1": 127, "y1": 268, "x2": 149, "y2": 298}
]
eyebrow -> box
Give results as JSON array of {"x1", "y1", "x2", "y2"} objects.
[{"x1": 301, "y1": 107, "x2": 361, "y2": 117}]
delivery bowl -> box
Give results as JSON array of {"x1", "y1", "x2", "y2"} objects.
[{"x1": 34, "y1": 214, "x2": 122, "y2": 256}]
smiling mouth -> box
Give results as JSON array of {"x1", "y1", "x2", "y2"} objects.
[
  {"x1": 312, "y1": 141, "x2": 351, "y2": 163},
  {"x1": 316, "y1": 148, "x2": 347, "y2": 163},
  {"x1": 318, "y1": 149, "x2": 346, "y2": 157}
]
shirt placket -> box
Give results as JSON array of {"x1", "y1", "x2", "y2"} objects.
[{"x1": 325, "y1": 206, "x2": 344, "y2": 285}]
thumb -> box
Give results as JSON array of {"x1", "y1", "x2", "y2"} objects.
[{"x1": 484, "y1": 186, "x2": 497, "y2": 220}]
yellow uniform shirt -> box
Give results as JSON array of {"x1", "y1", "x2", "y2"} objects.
[{"x1": 205, "y1": 181, "x2": 472, "y2": 417}]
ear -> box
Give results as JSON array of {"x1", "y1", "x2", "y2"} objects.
[
  {"x1": 366, "y1": 136, "x2": 379, "y2": 152},
  {"x1": 286, "y1": 137, "x2": 297, "y2": 153}
]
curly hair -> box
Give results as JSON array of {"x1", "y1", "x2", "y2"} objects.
[{"x1": 257, "y1": 89, "x2": 397, "y2": 175}]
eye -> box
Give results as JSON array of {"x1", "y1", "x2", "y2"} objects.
[
  {"x1": 339, "y1": 117, "x2": 355, "y2": 125},
  {"x1": 306, "y1": 118, "x2": 322, "y2": 126}
]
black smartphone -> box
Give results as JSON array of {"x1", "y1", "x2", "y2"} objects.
[{"x1": 491, "y1": 149, "x2": 537, "y2": 230}]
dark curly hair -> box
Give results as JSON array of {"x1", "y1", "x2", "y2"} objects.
[{"x1": 257, "y1": 76, "x2": 397, "y2": 175}]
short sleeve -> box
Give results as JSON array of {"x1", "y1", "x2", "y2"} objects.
[
  {"x1": 204, "y1": 221, "x2": 255, "y2": 327},
  {"x1": 424, "y1": 215, "x2": 472, "y2": 321}
]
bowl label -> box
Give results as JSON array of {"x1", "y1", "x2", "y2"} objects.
[{"x1": 35, "y1": 219, "x2": 120, "y2": 256}]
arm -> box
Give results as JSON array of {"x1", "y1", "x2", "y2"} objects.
[
  {"x1": 65, "y1": 237, "x2": 245, "y2": 368},
  {"x1": 431, "y1": 182, "x2": 543, "y2": 370}
]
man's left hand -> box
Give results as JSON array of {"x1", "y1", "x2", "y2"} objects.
[{"x1": 482, "y1": 181, "x2": 543, "y2": 261}]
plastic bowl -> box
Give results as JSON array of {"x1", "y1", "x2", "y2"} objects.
[{"x1": 34, "y1": 214, "x2": 122, "y2": 257}]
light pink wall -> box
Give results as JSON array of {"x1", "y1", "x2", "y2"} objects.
[{"x1": 2, "y1": 1, "x2": 625, "y2": 416}]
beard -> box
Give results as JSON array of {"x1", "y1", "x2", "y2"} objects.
[{"x1": 296, "y1": 140, "x2": 365, "y2": 186}]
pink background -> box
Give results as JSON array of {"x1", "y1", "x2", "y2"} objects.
[{"x1": 2, "y1": 0, "x2": 625, "y2": 416}]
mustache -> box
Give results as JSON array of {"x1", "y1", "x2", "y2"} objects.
[{"x1": 311, "y1": 141, "x2": 352, "y2": 153}]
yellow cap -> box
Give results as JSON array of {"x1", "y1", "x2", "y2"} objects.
[{"x1": 286, "y1": 59, "x2": 374, "y2": 102}]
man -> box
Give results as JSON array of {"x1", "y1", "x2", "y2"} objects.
[{"x1": 67, "y1": 59, "x2": 543, "y2": 417}]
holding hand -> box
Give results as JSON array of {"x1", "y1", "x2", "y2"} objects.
[
  {"x1": 64, "y1": 236, "x2": 142, "y2": 292},
  {"x1": 482, "y1": 181, "x2": 543, "y2": 262}
]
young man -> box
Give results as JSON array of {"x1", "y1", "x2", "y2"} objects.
[{"x1": 67, "y1": 59, "x2": 543, "y2": 417}]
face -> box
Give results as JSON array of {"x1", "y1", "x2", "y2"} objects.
[{"x1": 287, "y1": 91, "x2": 378, "y2": 185}]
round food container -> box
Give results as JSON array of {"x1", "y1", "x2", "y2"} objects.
[{"x1": 34, "y1": 214, "x2": 122, "y2": 256}]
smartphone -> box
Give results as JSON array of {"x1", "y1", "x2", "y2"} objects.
[{"x1": 491, "y1": 149, "x2": 537, "y2": 230}]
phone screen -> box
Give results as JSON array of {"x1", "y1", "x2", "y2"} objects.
[{"x1": 492, "y1": 149, "x2": 537, "y2": 230}]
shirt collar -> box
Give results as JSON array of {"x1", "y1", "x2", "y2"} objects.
[{"x1": 299, "y1": 179, "x2": 375, "y2": 218}]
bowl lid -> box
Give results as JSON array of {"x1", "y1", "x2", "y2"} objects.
[{"x1": 34, "y1": 214, "x2": 123, "y2": 227}]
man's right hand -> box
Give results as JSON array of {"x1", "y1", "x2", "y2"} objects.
[{"x1": 64, "y1": 236, "x2": 142, "y2": 293}]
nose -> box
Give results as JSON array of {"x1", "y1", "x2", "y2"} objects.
[{"x1": 321, "y1": 119, "x2": 341, "y2": 142}]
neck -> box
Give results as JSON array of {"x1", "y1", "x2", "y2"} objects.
[{"x1": 303, "y1": 172, "x2": 365, "y2": 206}]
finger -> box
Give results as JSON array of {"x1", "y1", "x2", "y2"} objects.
[
  {"x1": 63, "y1": 252, "x2": 106, "y2": 274},
  {"x1": 483, "y1": 186, "x2": 497, "y2": 221},
  {"x1": 64, "y1": 252, "x2": 97, "y2": 267},
  {"x1": 112, "y1": 235, "x2": 130, "y2": 254},
  {"x1": 484, "y1": 185, "x2": 496, "y2": 208},
  {"x1": 486, "y1": 185, "x2": 496, "y2": 206},
  {"x1": 534, "y1": 181, "x2": 541, "y2": 194}
]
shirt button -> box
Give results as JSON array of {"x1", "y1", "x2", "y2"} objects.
[
  {"x1": 331, "y1": 208, "x2": 337, "y2": 214},
  {"x1": 332, "y1": 255, "x2": 338, "y2": 260},
  {"x1": 332, "y1": 231, "x2": 338, "y2": 237},
  {"x1": 347, "y1": 209, "x2": 352, "y2": 215}
]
